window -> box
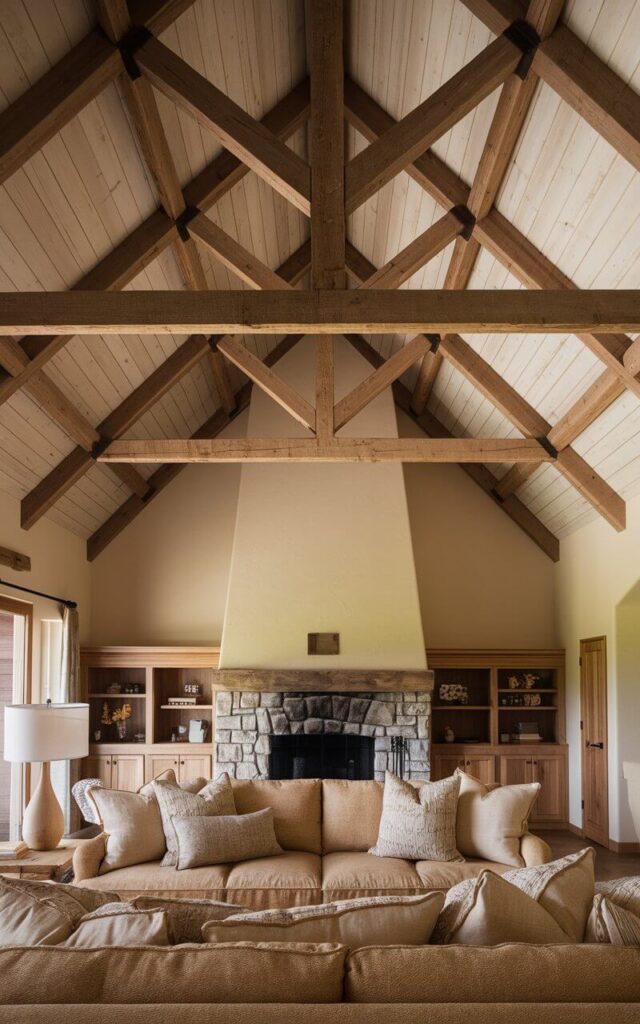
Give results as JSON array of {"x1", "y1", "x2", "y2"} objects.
[{"x1": 0, "y1": 596, "x2": 32, "y2": 841}]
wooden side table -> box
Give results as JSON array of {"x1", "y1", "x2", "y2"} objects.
[{"x1": 0, "y1": 839, "x2": 79, "y2": 881}]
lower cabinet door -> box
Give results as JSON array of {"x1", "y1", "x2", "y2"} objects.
[
  {"x1": 463, "y1": 756, "x2": 495, "y2": 784},
  {"x1": 111, "y1": 755, "x2": 144, "y2": 792},
  {"x1": 179, "y1": 755, "x2": 212, "y2": 783},
  {"x1": 499, "y1": 755, "x2": 533, "y2": 786},
  {"x1": 530, "y1": 756, "x2": 566, "y2": 822},
  {"x1": 432, "y1": 754, "x2": 466, "y2": 780},
  {"x1": 145, "y1": 755, "x2": 179, "y2": 783},
  {"x1": 84, "y1": 755, "x2": 113, "y2": 788}
]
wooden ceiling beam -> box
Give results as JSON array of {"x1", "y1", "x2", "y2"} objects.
[
  {"x1": 345, "y1": 35, "x2": 522, "y2": 213},
  {"x1": 100, "y1": 436, "x2": 553, "y2": 464},
  {"x1": 217, "y1": 336, "x2": 314, "y2": 432},
  {"x1": 188, "y1": 215, "x2": 293, "y2": 290},
  {"x1": 460, "y1": 0, "x2": 640, "y2": 173},
  {"x1": 137, "y1": 38, "x2": 311, "y2": 215},
  {"x1": 2, "y1": 289, "x2": 638, "y2": 334}
]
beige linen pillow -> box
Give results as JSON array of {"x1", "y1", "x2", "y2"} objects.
[
  {"x1": 433, "y1": 869, "x2": 569, "y2": 945},
  {"x1": 0, "y1": 875, "x2": 121, "y2": 946},
  {"x1": 595, "y1": 876, "x2": 640, "y2": 916},
  {"x1": 454, "y1": 768, "x2": 540, "y2": 866},
  {"x1": 203, "y1": 892, "x2": 444, "y2": 947},
  {"x1": 63, "y1": 905, "x2": 171, "y2": 947},
  {"x1": 133, "y1": 895, "x2": 244, "y2": 943},
  {"x1": 154, "y1": 774, "x2": 236, "y2": 866},
  {"x1": 91, "y1": 787, "x2": 166, "y2": 874},
  {"x1": 503, "y1": 847, "x2": 595, "y2": 941},
  {"x1": 586, "y1": 893, "x2": 640, "y2": 946},
  {"x1": 174, "y1": 807, "x2": 282, "y2": 869},
  {"x1": 370, "y1": 772, "x2": 461, "y2": 862}
]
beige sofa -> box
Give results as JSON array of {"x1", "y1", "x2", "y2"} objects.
[
  {"x1": 74, "y1": 778, "x2": 552, "y2": 907},
  {"x1": 1, "y1": 942, "x2": 639, "y2": 1022}
]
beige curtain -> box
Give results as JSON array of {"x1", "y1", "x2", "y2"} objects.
[{"x1": 60, "y1": 605, "x2": 81, "y2": 832}]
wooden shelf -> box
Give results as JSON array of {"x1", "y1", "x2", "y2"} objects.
[
  {"x1": 497, "y1": 688, "x2": 557, "y2": 693},
  {"x1": 499, "y1": 706, "x2": 558, "y2": 711},
  {"x1": 89, "y1": 692, "x2": 146, "y2": 699},
  {"x1": 433, "y1": 705, "x2": 491, "y2": 711},
  {"x1": 160, "y1": 704, "x2": 213, "y2": 710}
]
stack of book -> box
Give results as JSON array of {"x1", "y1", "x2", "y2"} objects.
[
  {"x1": 0, "y1": 840, "x2": 28, "y2": 860},
  {"x1": 167, "y1": 696, "x2": 197, "y2": 707},
  {"x1": 511, "y1": 723, "x2": 542, "y2": 743}
]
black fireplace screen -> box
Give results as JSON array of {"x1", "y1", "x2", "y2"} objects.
[{"x1": 269, "y1": 734, "x2": 374, "y2": 780}]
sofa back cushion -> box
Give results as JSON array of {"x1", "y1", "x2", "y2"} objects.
[
  {"x1": 231, "y1": 779, "x2": 322, "y2": 854},
  {"x1": 0, "y1": 943, "x2": 347, "y2": 1004},
  {"x1": 322, "y1": 780, "x2": 384, "y2": 853},
  {"x1": 345, "y1": 944, "x2": 640, "y2": 1003}
]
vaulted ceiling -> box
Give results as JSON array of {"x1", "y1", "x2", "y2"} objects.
[{"x1": 0, "y1": 0, "x2": 638, "y2": 562}]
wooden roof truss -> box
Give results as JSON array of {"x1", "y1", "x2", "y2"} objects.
[{"x1": 0, "y1": 0, "x2": 639, "y2": 562}]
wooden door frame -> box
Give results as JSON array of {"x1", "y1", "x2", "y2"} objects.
[
  {"x1": 0, "y1": 594, "x2": 33, "y2": 828},
  {"x1": 580, "y1": 635, "x2": 609, "y2": 846}
]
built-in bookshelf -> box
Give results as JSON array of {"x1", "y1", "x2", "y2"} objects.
[{"x1": 429, "y1": 649, "x2": 567, "y2": 826}]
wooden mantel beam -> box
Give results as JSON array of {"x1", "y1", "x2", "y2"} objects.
[
  {"x1": 1, "y1": 290, "x2": 638, "y2": 334},
  {"x1": 100, "y1": 436, "x2": 553, "y2": 464}
]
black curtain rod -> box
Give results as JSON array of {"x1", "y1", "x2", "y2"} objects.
[{"x1": 0, "y1": 578, "x2": 77, "y2": 609}]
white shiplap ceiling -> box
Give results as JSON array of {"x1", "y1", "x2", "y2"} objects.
[{"x1": 0, "y1": 0, "x2": 638, "y2": 550}]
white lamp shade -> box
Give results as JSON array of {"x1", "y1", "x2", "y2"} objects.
[{"x1": 4, "y1": 703, "x2": 89, "y2": 763}]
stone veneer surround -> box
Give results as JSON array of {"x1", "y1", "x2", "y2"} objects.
[{"x1": 214, "y1": 691, "x2": 431, "y2": 781}]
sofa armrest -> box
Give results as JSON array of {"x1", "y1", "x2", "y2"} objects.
[
  {"x1": 72, "y1": 832, "x2": 107, "y2": 881},
  {"x1": 520, "y1": 831, "x2": 553, "y2": 866}
]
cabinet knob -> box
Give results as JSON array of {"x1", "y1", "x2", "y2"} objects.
[
  {"x1": 112, "y1": 760, "x2": 117, "y2": 766},
  {"x1": 180, "y1": 760, "x2": 185, "y2": 766}
]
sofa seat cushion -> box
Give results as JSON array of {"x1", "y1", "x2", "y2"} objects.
[
  {"x1": 0, "y1": 943, "x2": 348, "y2": 1005},
  {"x1": 344, "y1": 944, "x2": 640, "y2": 1004},
  {"x1": 76, "y1": 861, "x2": 231, "y2": 900},
  {"x1": 226, "y1": 852, "x2": 322, "y2": 909},
  {"x1": 415, "y1": 858, "x2": 510, "y2": 890},
  {"x1": 322, "y1": 852, "x2": 422, "y2": 899}
]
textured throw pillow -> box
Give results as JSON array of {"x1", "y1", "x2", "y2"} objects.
[
  {"x1": 369, "y1": 772, "x2": 461, "y2": 862},
  {"x1": 595, "y1": 876, "x2": 640, "y2": 916},
  {"x1": 455, "y1": 769, "x2": 540, "y2": 866},
  {"x1": 432, "y1": 869, "x2": 569, "y2": 945},
  {"x1": 203, "y1": 892, "x2": 444, "y2": 947},
  {"x1": 586, "y1": 893, "x2": 640, "y2": 946},
  {"x1": 154, "y1": 774, "x2": 236, "y2": 866},
  {"x1": 91, "y1": 787, "x2": 166, "y2": 874},
  {"x1": 503, "y1": 847, "x2": 595, "y2": 942},
  {"x1": 174, "y1": 807, "x2": 282, "y2": 870},
  {"x1": 63, "y1": 905, "x2": 171, "y2": 947},
  {"x1": 133, "y1": 895, "x2": 244, "y2": 943},
  {"x1": 0, "y1": 876, "x2": 85, "y2": 946}
]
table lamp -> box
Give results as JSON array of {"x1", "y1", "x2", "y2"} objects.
[{"x1": 4, "y1": 701, "x2": 88, "y2": 850}]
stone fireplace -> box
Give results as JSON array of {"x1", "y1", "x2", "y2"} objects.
[{"x1": 214, "y1": 689, "x2": 430, "y2": 781}]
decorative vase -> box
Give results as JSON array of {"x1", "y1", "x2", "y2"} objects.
[{"x1": 116, "y1": 720, "x2": 127, "y2": 741}]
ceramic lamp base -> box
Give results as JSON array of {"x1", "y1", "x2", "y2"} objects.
[{"x1": 22, "y1": 762, "x2": 64, "y2": 851}]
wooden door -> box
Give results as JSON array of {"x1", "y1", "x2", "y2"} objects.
[
  {"x1": 145, "y1": 754, "x2": 179, "y2": 784},
  {"x1": 84, "y1": 755, "x2": 113, "y2": 788},
  {"x1": 499, "y1": 755, "x2": 534, "y2": 786},
  {"x1": 530, "y1": 756, "x2": 565, "y2": 822},
  {"x1": 580, "y1": 637, "x2": 609, "y2": 845},
  {"x1": 464, "y1": 756, "x2": 495, "y2": 784},
  {"x1": 111, "y1": 755, "x2": 144, "y2": 792},
  {"x1": 179, "y1": 754, "x2": 212, "y2": 783}
]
